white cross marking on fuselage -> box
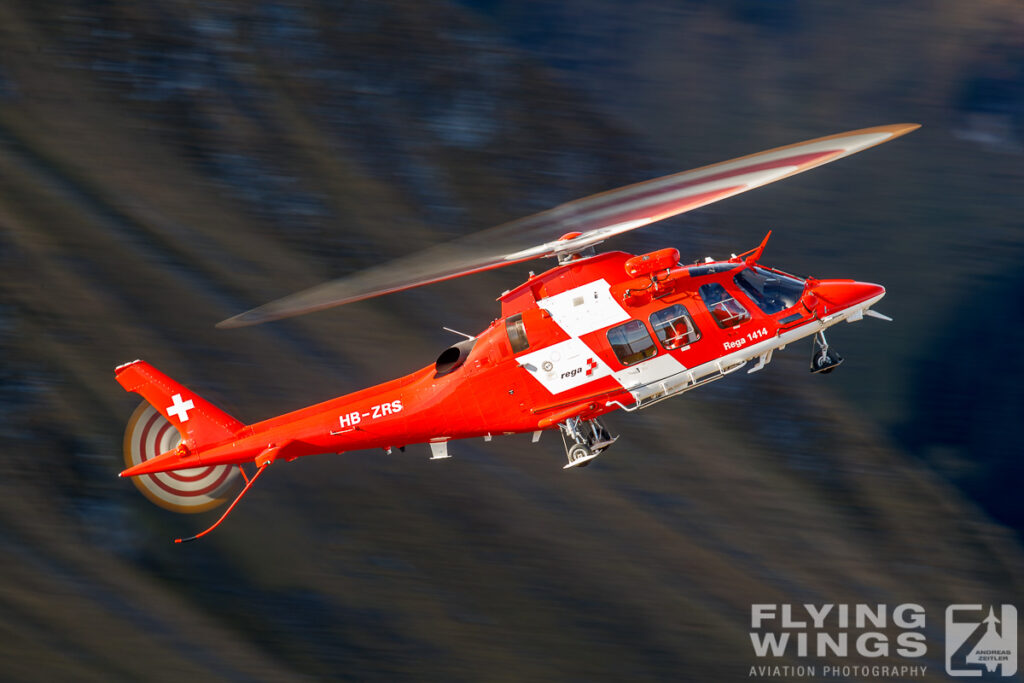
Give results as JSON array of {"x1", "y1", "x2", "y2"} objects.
[{"x1": 166, "y1": 393, "x2": 195, "y2": 422}]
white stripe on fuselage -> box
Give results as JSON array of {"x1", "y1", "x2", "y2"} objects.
[
  {"x1": 517, "y1": 279, "x2": 685, "y2": 395},
  {"x1": 516, "y1": 338, "x2": 614, "y2": 395},
  {"x1": 537, "y1": 279, "x2": 630, "y2": 336},
  {"x1": 613, "y1": 353, "x2": 686, "y2": 390}
]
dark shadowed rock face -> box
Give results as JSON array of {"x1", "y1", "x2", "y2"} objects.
[{"x1": 901, "y1": 269, "x2": 1024, "y2": 533}]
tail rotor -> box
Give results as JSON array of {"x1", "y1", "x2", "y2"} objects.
[{"x1": 122, "y1": 401, "x2": 238, "y2": 513}]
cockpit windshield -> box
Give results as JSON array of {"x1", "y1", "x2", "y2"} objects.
[{"x1": 733, "y1": 266, "x2": 806, "y2": 315}]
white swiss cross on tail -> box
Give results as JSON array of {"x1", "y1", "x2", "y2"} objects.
[{"x1": 166, "y1": 393, "x2": 195, "y2": 422}]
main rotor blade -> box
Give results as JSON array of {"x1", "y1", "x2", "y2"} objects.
[{"x1": 218, "y1": 123, "x2": 918, "y2": 328}]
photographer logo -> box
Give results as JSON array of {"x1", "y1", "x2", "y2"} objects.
[{"x1": 946, "y1": 605, "x2": 1016, "y2": 677}]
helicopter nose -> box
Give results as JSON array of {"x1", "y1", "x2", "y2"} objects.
[{"x1": 807, "y1": 280, "x2": 885, "y2": 313}]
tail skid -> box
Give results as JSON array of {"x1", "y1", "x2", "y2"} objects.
[{"x1": 176, "y1": 463, "x2": 269, "y2": 543}]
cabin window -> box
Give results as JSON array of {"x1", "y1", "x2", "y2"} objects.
[
  {"x1": 734, "y1": 266, "x2": 806, "y2": 314},
  {"x1": 505, "y1": 313, "x2": 529, "y2": 353},
  {"x1": 698, "y1": 283, "x2": 750, "y2": 328},
  {"x1": 650, "y1": 304, "x2": 700, "y2": 349},
  {"x1": 607, "y1": 319, "x2": 657, "y2": 366}
]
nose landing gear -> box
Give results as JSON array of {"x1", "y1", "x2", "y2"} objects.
[
  {"x1": 560, "y1": 417, "x2": 618, "y2": 468},
  {"x1": 811, "y1": 330, "x2": 843, "y2": 374}
]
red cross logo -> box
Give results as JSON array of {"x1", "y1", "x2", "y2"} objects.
[{"x1": 585, "y1": 358, "x2": 598, "y2": 377}]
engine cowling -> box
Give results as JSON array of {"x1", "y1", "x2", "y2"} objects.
[
  {"x1": 434, "y1": 338, "x2": 477, "y2": 377},
  {"x1": 624, "y1": 248, "x2": 680, "y2": 278}
]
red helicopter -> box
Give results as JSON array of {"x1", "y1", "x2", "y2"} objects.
[{"x1": 117, "y1": 123, "x2": 918, "y2": 541}]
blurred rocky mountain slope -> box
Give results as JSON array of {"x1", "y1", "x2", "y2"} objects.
[{"x1": 0, "y1": 0, "x2": 1021, "y2": 680}]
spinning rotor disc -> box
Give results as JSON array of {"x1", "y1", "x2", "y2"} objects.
[
  {"x1": 122, "y1": 401, "x2": 238, "y2": 513},
  {"x1": 218, "y1": 123, "x2": 920, "y2": 329}
]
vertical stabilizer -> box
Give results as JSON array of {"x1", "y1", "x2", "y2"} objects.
[{"x1": 114, "y1": 360, "x2": 244, "y2": 449}]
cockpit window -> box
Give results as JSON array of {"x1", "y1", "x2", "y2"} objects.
[
  {"x1": 505, "y1": 313, "x2": 529, "y2": 353},
  {"x1": 607, "y1": 319, "x2": 657, "y2": 366},
  {"x1": 734, "y1": 266, "x2": 806, "y2": 315},
  {"x1": 699, "y1": 283, "x2": 751, "y2": 328},
  {"x1": 650, "y1": 304, "x2": 700, "y2": 349}
]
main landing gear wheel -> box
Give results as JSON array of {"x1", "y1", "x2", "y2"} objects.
[
  {"x1": 560, "y1": 417, "x2": 618, "y2": 469},
  {"x1": 123, "y1": 401, "x2": 238, "y2": 513},
  {"x1": 810, "y1": 331, "x2": 844, "y2": 374},
  {"x1": 567, "y1": 443, "x2": 596, "y2": 468}
]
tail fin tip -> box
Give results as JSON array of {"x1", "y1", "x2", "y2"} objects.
[{"x1": 114, "y1": 360, "x2": 244, "y2": 447}]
